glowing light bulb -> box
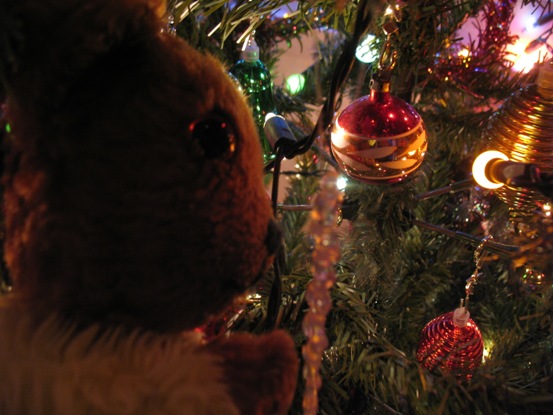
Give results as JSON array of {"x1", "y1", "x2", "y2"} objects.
[
  {"x1": 355, "y1": 34, "x2": 378, "y2": 64},
  {"x1": 458, "y1": 48, "x2": 470, "y2": 58},
  {"x1": 507, "y1": 39, "x2": 541, "y2": 73},
  {"x1": 336, "y1": 176, "x2": 348, "y2": 191},
  {"x1": 472, "y1": 150, "x2": 509, "y2": 189},
  {"x1": 524, "y1": 16, "x2": 538, "y2": 33},
  {"x1": 482, "y1": 340, "x2": 494, "y2": 362},
  {"x1": 285, "y1": 73, "x2": 306, "y2": 95}
]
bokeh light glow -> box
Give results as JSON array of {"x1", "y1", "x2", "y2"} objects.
[
  {"x1": 285, "y1": 73, "x2": 306, "y2": 95},
  {"x1": 355, "y1": 34, "x2": 378, "y2": 64}
]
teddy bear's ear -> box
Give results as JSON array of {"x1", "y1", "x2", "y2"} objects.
[{"x1": 0, "y1": 0, "x2": 163, "y2": 111}]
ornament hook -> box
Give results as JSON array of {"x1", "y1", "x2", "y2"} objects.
[
  {"x1": 372, "y1": 4, "x2": 400, "y2": 86},
  {"x1": 377, "y1": 40, "x2": 397, "y2": 74},
  {"x1": 463, "y1": 235, "x2": 493, "y2": 311}
]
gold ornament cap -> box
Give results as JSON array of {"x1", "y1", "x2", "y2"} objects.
[{"x1": 537, "y1": 60, "x2": 553, "y2": 98}]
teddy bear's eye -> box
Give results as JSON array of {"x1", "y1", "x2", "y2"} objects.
[{"x1": 189, "y1": 116, "x2": 236, "y2": 159}]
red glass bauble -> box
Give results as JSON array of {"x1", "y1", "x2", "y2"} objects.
[
  {"x1": 416, "y1": 308, "x2": 483, "y2": 381},
  {"x1": 331, "y1": 88, "x2": 427, "y2": 184}
]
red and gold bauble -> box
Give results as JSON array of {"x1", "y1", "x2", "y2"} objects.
[
  {"x1": 417, "y1": 307, "x2": 483, "y2": 381},
  {"x1": 331, "y1": 83, "x2": 427, "y2": 184}
]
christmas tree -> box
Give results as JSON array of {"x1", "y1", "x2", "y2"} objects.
[
  {"x1": 2, "y1": 0, "x2": 551, "y2": 413},
  {"x1": 169, "y1": 0, "x2": 552, "y2": 413}
]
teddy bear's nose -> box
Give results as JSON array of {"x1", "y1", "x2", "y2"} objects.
[{"x1": 265, "y1": 219, "x2": 282, "y2": 256}]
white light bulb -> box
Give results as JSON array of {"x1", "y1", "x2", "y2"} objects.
[
  {"x1": 336, "y1": 176, "x2": 348, "y2": 191},
  {"x1": 524, "y1": 16, "x2": 537, "y2": 33},
  {"x1": 355, "y1": 34, "x2": 378, "y2": 64},
  {"x1": 472, "y1": 150, "x2": 509, "y2": 189}
]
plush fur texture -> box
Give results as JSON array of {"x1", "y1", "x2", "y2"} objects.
[
  {"x1": 0, "y1": 0, "x2": 298, "y2": 413},
  {"x1": 0, "y1": 309, "x2": 241, "y2": 415},
  {"x1": 0, "y1": 307, "x2": 298, "y2": 414}
]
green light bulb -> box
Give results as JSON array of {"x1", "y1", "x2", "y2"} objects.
[{"x1": 285, "y1": 73, "x2": 306, "y2": 95}]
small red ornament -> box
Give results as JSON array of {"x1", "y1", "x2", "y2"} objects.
[
  {"x1": 331, "y1": 83, "x2": 427, "y2": 184},
  {"x1": 417, "y1": 307, "x2": 483, "y2": 381}
]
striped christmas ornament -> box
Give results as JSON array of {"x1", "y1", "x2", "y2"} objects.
[{"x1": 416, "y1": 307, "x2": 483, "y2": 381}]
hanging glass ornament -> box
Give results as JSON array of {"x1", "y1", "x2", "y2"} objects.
[
  {"x1": 481, "y1": 60, "x2": 553, "y2": 220},
  {"x1": 331, "y1": 33, "x2": 427, "y2": 184},
  {"x1": 229, "y1": 35, "x2": 277, "y2": 164},
  {"x1": 417, "y1": 238, "x2": 492, "y2": 381},
  {"x1": 417, "y1": 307, "x2": 483, "y2": 382}
]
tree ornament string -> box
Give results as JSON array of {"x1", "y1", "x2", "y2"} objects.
[
  {"x1": 463, "y1": 235, "x2": 492, "y2": 311},
  {"x1": 302, "y1": 172, "x2": 344, "y2": 415}
]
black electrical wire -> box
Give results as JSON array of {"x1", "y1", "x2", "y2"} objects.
[
  {"x1": 264, "y1": 0, "x2": 375, "y2": 329},
  {"x1": 288, "y1": 0, "x2": 374, "y2": 157},
  {"x1": 265, "y1": 146, "x2": 285, "y2": 330}
]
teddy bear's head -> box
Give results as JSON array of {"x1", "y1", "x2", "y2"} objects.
[{"x1": 0, "y1": 0, "x2": 280, "y2": 332}]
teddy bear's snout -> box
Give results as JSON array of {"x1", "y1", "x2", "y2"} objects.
[{"x1": 246, "y1": 219, "x2": 282, "y2": 287}]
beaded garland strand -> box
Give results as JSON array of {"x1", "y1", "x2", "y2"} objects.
[{"x1": 302, "y1": 172, "x2": 344, "y2": 415}]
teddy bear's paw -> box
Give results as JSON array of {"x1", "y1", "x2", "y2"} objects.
[{"x1": 206, "y1": 330, "x2": 299, "y2": 415}]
